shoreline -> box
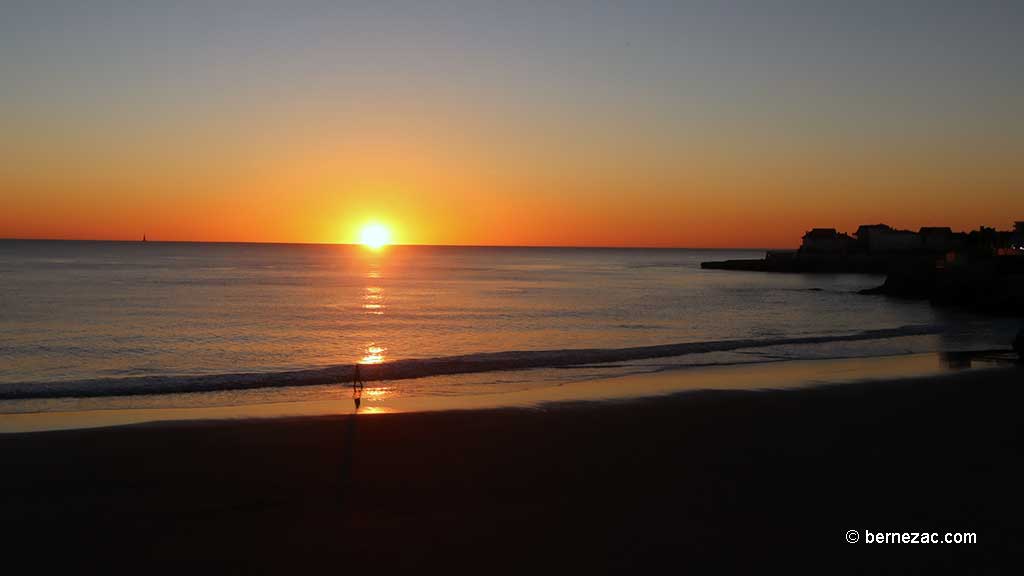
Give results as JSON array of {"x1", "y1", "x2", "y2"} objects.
[
  {"x1": 2, "y1": 365, "x2": 1019, "y2": 572},
  {"x1": 0, "y1": 325, "x2": 947, "y2": 400},
  {"x1": 1, "y1": 350, "x2": 1014, "y2": 434}
]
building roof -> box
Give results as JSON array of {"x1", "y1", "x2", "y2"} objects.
[
  {"x1": 804, "y1": 228, "x2": 838, "y2": 238},
  {"x1": 855, "y1": 224, "x2": 892, "y2": 236}
]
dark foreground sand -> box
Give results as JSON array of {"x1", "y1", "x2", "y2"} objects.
[{"x1": 2, "y1": 367, "x2": 1020, "y2": 574}]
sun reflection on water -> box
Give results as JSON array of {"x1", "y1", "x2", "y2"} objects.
[
  {"x1": 362, "y1": 286, "x2": 384, "y2": 315},
  {"x1": 360, "y1": 344, "x2": 386, "y2": 365},
  {"x1": 363, "y1": 386, "x2": 392, "y2": 399}
]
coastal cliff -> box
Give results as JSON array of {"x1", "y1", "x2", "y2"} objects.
[
  {"x1": 700, "y1": 252, "x2": 906, "y2": 274},
  {"x1": 859, "y1": 255, "x2": 1024, "y2": 315},
  {"x1": 702, "y1": 222, "x2": 1024, "y2": 316}
]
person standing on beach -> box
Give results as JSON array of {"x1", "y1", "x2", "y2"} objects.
[{"x1": 352, "y1": 363, "x2": 364, "y2": 409}]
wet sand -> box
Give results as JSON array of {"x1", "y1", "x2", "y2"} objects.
[
  {"x1": 1, "y1": 351, "x2": 1001, "y2": 433},
  {"x1": 2, "y1": 367, "x2": 1020, "y2": 573}
]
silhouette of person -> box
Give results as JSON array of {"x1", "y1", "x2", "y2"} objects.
[{"x1": 352, "y1": 363, "x2": 364, "y2": 410}]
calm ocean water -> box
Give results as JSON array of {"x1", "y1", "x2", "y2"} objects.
[{"x1": 0, "y1": 240, "x2": 1016, "y2": 399}]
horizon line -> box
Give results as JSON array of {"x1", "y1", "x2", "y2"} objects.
[{"x1": 0, "y1": 237, "x2": 787, "y2": 251}]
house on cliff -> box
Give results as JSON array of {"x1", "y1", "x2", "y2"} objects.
[
  {"x1": 1012, "y1": 222, "x2": 1024, "y2": 252},
  {"x1": 854, "y1": 224, "x2": 890, "y2": 253},
  {"x1": 919, "y1": 227, "x2": 957, "y2": 253},
  {"x1": 855, "y1": 224, "x2": 921, "y2": 253},
  {"x1": 800, "y1": 228, "x2": 853, "y2": 254}
]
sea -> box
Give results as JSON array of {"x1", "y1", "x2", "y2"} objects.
[{"x1": 0, "y1": 240, "x2": 1018, "y2": 426}]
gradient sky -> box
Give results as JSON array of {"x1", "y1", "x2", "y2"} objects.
[{"x1": 2, "y1": 0, "x2": 1021, "y2": 247}]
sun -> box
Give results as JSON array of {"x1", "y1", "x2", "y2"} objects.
[{"x1": 359, "y1": 224, "x2": 392, "y2": 250}]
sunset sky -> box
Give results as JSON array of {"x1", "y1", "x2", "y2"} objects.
[{"x1": 2, "y1": 1, "x2": 1021, "y2": 247}]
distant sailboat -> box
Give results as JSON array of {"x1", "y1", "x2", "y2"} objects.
[{"x1": 142, "y1": 234, "x2": 147, "y2": 243}]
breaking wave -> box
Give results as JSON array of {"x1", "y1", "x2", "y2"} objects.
[{"x1": 0, "y1": 325, "x2": 942, "y2": 399}]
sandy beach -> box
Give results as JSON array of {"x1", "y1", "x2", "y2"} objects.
[
  {"x1": 2, "y1": 366, "x2": 1019, "y2": 573},
  {"x1": 6, "y1": 1, "x2": 1023, "y2": 573}
]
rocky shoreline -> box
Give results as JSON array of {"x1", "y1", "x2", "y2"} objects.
[
  {"x1": 857, "y1": 256, "x2": 1024, "y2": 315},
  {"x1": 702, "y1": 223, "x2": 1024, "y2": 316}
]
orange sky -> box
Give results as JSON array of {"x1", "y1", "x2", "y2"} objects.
[
  {"x1": 4, "y1": 122, "x2": 1019, "y2": 248},
  {"x1": 3, "y1": 168, "x2": 1020, "y2": 249},
  {"x1": 2, "y1": 2, "x2": 1022, "y2": 248}
]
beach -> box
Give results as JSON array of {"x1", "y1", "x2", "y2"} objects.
[
  {"x1": 6, "y1": 2, "x2": 1023, "y2": 573},
  {"x1": 3, "y1": 366, "x2": 1019, "y2": 573}
]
